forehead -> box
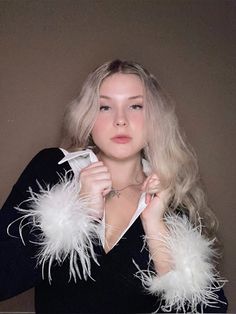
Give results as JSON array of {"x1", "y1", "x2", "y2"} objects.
[{"x1": 99, "y1": 73, "x2": 144, "y2": 96}]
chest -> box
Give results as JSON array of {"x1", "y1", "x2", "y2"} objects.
[
  {"x1": 37, "y1": 217, "x2": 156, "y2": 313},
  {"x1": 104, "y1": 189, "x2": 142, "y2": 253}
]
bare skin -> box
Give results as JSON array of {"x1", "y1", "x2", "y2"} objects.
[
  {"x1": 104, "y1": 184, "x2": 143, "y2": 253},
  {"x1": 79, "y1": 73, "x2": 172, "y2": 274},
  {"x1": 80, "y1": 160, "x2": 172, "y2": 273}
]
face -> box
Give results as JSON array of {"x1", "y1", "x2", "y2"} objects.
[{"x1": 91, "y1": 73, "x2": 147, "y2": 161}]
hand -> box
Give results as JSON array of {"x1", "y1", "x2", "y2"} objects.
[
  {"x1": 141, "y1": 174, "x2": 169, "y2": 223},
  {"x1": 79, "y1": 161, "x2": 112, "y2": 219},
  {"x1": 141, "y1": 175, "x2": 172, "y2": 276},
  {"x1": 142, "y1": 174, "x2": 160, "y2": 205}
]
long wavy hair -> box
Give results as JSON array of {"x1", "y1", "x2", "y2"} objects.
[{"x1": 62, "y1": 59, "x2": 218, "y2": 237}]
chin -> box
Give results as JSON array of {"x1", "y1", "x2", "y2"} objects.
[{"x1": 103, "y1": 148, "x2": 142, "y2": 161}]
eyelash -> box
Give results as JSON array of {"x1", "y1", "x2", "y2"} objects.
[
  {"x1": 99, "y1": 105, "x2": 111, "y2": 111},
  {"x1": 99, "y1": 104, "x2": 143, "y2": 111},
  {"x1": 130, "y1": 104, "x2": 143, "y2": 110}
]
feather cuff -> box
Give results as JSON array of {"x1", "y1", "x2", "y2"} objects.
[
  {"x1": 10, "y1": 173, "x2": 102, "y2": 282},
  {"x1": 135, "y1": 214, "x2": 226, "y2": 313}
]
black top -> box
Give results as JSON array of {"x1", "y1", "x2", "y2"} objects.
[{"x1": 0, "y1": 148, "x2": 228, "y2": 313}]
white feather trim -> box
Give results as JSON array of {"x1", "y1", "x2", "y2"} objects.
[
  {"x1": 134, "y1": 214, "x2": 226, "y2": 313},
  {"x1": 8, "y1": 172, "x2": 103, "y2": 283}
]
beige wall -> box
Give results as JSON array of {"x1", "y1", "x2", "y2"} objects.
[{"x1": 0, "y1": 0, "x2": 235, "y2": 312}]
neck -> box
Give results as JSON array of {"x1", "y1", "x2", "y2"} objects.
[{"x1": 97, "y1": 152, "x2": 145, "y2": 188}]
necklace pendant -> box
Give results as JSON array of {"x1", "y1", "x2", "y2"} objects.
[{"x1": 109, "y1": 189, "x2": 121, "y2": 198}]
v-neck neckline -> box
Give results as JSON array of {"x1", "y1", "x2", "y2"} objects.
[
  {"x1": 58, "y1": 147, "x2": 148, "y2": 253},
  {"x1": 100, "y1": 215, "x2": 145, "y2": 257},
  {"x1": 100, "y1": 192, "x2": 146, "y2": 253}
]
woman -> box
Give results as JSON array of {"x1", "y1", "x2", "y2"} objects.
[{"x1": 0, "y1": 60, "x2": 227, "y2": 313}]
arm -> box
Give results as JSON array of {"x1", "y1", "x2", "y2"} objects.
[
  {"x1": 141, "y1": 196, "x2": 173, "y2": 276},
  {"x1": 0, "y1": 148, "x2": 65, "y2": 300},
  {"x1": 139, "y1": 176, "x2": 227, "y2": 313},
  {"x1": 1, "y1": 149, "x2": 108, "y2": 287}
]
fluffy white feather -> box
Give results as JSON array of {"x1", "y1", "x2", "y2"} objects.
[
  {"x1": 10, "y1": 172, "x2": 103, "y2": 283},
  {"x1": 134, "y1": 214, "x2": 226, "y2": 313}
]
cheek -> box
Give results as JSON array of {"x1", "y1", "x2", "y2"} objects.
[
  {"x1": 136, "y1": 117, "x2": 147, "y2": 142},
  {"x1": 133, "y1": 115, "x2": 146, "y2": 131},
  {"x1": 91, "y1": 117, "x2": 108, "y2": 140},
  {"x1": 92, "y1": 117, "x2": 105, "y2": 131}
]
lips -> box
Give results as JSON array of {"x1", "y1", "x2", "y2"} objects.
[{"x1": 111, "y1": 135, "x2": 131, "y2": 144}]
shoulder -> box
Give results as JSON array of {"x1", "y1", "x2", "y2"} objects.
[
  {"x1": 29, "y1": 147, "x2": 65, "y2": 165},
  {"x1": 24, "y1": 147, "x2": 64, "y2": 172},
  {"x1": 17, "y1": 147, "x2": 70, "y2": 187},
  {"x1": 29, "y1": 147, "x2": 64, "y2": 167}
]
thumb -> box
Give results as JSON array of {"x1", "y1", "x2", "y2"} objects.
[
  {"x1": 145, "y1": 193, "x2": 152, "y2": 205},
  {"x1": 142, "y1": 176, "x2": 150, "y2": 191},
  {"x1": 102, "y1": 187, "x2": 112, "y2": 197}
]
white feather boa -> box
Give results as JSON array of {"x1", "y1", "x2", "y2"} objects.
[
  {"x1": 8, "y1": 172, "x2": 103, "y2": 282},
  {"x1": 134, "y1": 214, "x2": 226, "y2": 313}
]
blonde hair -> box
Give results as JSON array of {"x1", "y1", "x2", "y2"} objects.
[{"x1": 62, "y1": 60, "x2": 218, "y2": 237}]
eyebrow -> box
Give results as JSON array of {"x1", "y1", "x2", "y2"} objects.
[{"x1": 100, "y1": 95, "x2": 143, "y2": 100}]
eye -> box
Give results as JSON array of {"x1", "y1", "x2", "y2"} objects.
[
  {"x1": 99, "y1": 105, "x2": 111, "y2": 111},
  {"x1": 130, "y1": 104, "x2": 143, "y2": 110}
]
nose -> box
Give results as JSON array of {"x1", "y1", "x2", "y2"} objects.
[
  {"x1": 114, "y1": 108, "x2": 128, "y2": 127},
  {"x1": 115, "y1": 119, "x2": 127, "y2": 126}
]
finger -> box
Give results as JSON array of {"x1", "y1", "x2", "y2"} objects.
[
  {"x1": 80, "y1": 163, "x2": 102, "y2": 178},
  {"x1": 102, "y1": 186, "x2": 112, "y2": 196},
  {"x1": 89, "y1": 171, "x2": 111, "y2": 182},
  {"x1": 142, "y1": 174, "x2": 160, "y2": 189},
  {"x1": 80, "y1": 178, "x2": 112, "y2": 198},
  {"x1": 145, "y1": 178, "x2": 160, "y2": 194},
  {"x1": 80, "y1": 165, "x2": 110, "y2": 177},
  {"x1": 92, "y1": 178, "x2": 112, "y2": 192},
  {"x1": 82, "y1": 163, "x2": 105, "y2": 173},
  {"x1": 147, "y1": 188, "x2": 159, "y2": 195},
  {"x1": 145, "y1": 193, "x2": 152, "y2": 205},
  {"x1": 148, "y1": 177, "x2": 160, "y2": 187},
  {"x1": 142, "y1": 176, "x2": 151, "y2": 191},
  {"x1": 146, "y1": 182, "x2": 159, "y2": 193},
  {"x1": 82, "y1": 161, "x2": 104, "y2": 171}
]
